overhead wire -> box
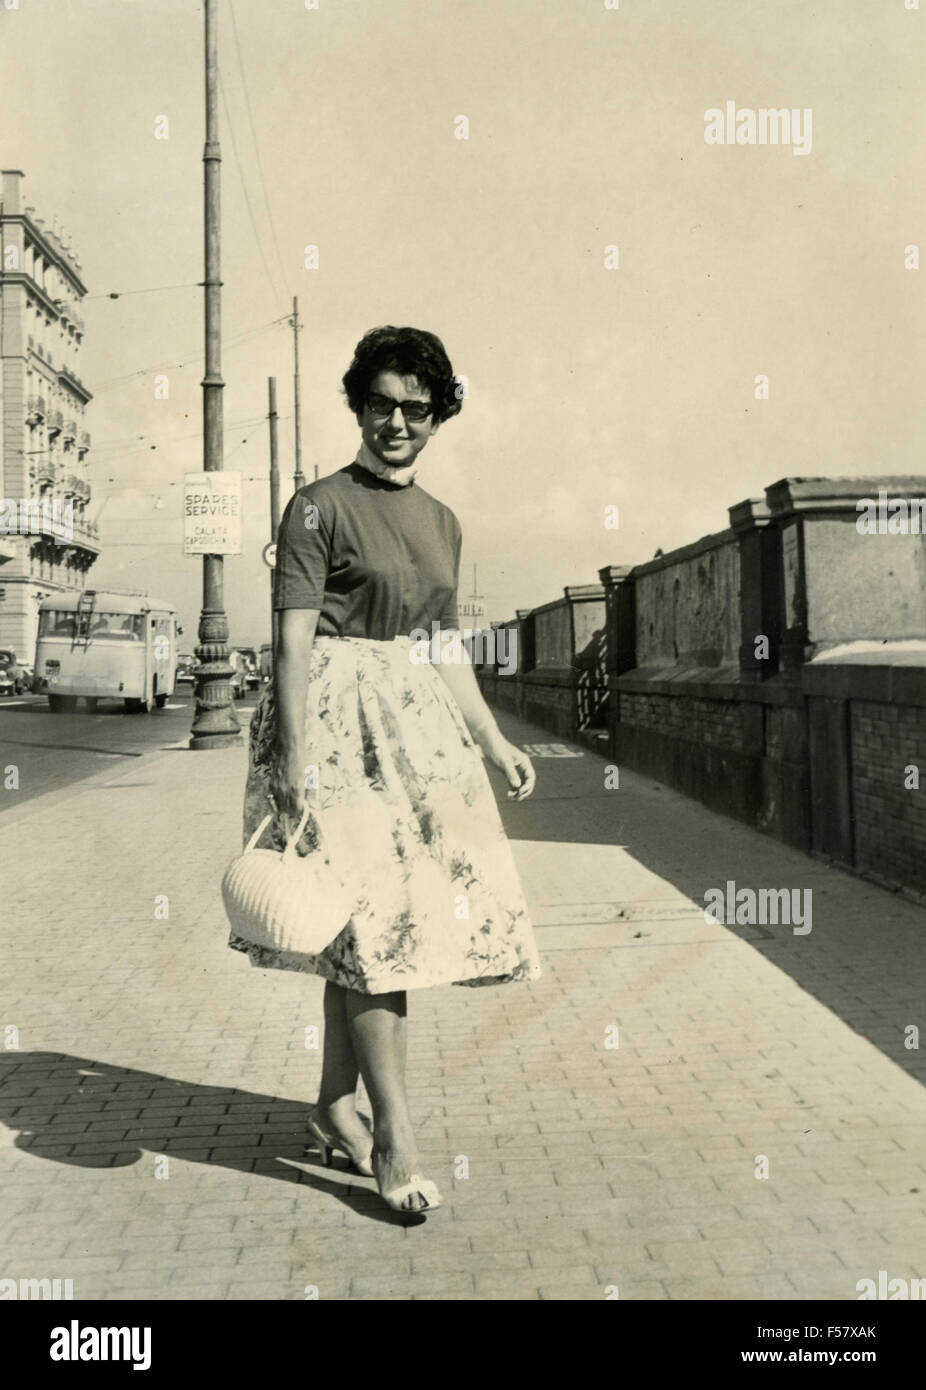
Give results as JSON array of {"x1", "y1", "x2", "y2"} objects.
[
  {"x1": 228, "y1": 0, "x2": 292, "y2": 306},
  {"x1": 219, "y1": 65, "x2": 288, "y2": 312},
  {"x1": 84, "y1": 282, "x2": 201, "y2": 301},
  {"x1": 93, "y1": 314, "x2": 291, "y2": 392},
  {"x1": 27, "y1": 413, "x2": 274, "y2": 460}
]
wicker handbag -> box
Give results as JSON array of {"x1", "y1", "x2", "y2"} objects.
[{"x1": 222, "y1": 802, "x2": 356, "y2": 955}]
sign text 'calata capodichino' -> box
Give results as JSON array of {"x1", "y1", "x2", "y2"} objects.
[{"x1": 183, "y1": 472, "x2": 241, "y2": 555}]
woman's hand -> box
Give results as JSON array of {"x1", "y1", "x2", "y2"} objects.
[
  {"x1": 430, "y1": 652, "x2": 535, "y2": 799},
  {"x1": 268, "y1": 747, "x2": 307, "y2": 832},
  {"x1": 477, "y1": 726, "x2": 536, "y2": 800}
]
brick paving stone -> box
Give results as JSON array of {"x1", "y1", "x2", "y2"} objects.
[
  {"x1": 415, "y1": 1248, "x2": 528, "y2": 1274},
  {"x1": 593, "y1": 1218, "x2": 702, "y2": 1245},
  {"x1": 533, "y1": 1265, "x2": 603, "y2": 1293},
  {"x1": 351, "y1": 1270, "x2": 475, "y2": 1297},
  {"x1": 642, "y1": 1241, "x2": 720, "y2": 1276},
  {"x1": 475, "y1": 1227, "x2": 590, "y2": 1255},
  {"x1": 608, "y1": 1279, "x2": 671, "y2": 1299},
  {"x1": 662, "y1": 1275, "x2": 797, "y2": 1301},
  {"x1": 471, "y1": 1273, "x2": 543, "y2": 1298}
]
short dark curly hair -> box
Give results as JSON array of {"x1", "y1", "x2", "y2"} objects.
[{"x1": 342, "y1": 325, "x2": 463, "y2": 425}]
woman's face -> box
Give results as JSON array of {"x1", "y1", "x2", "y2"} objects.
[{"x1": 360, "y1": 370, "x2": 439, "y2": 470}]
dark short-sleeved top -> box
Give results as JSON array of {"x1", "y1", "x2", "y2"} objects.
[{"x1": 272, "y1": 461, "x2": 462, "y2": 638}]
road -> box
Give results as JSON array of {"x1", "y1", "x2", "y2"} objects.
[{"x1": 0, "y1": 685, "x2": 260, "y2": 814}]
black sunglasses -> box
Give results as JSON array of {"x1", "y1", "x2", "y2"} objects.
[{"x1": 366, "y1": 393, "x2": 433, "y2": 423}]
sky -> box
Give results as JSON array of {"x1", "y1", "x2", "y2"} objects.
[{"x1": 2, "y1": 0, "x2": 925, "y2": 646}]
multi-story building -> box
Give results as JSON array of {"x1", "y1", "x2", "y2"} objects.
[{"x1": 0, "y1": 169, "x2": 98, "y2": 661}]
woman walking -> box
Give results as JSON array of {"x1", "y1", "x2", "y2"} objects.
[{"x1": 229, "y1": 326, "x2": 542, "y2": 1214}]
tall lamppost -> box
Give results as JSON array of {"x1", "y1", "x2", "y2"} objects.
[{"x1": 190, "y1": 0, "x2": 240, "y2": 749}]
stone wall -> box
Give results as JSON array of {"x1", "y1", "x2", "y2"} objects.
[
  {"x1": 633, "y1": 529, "x2": 740, "y2": 671},
  {"x1": 475, "y1": 476, "x2": 926, "y2": 902}
]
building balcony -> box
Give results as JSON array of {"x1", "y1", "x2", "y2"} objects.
[
  {"x1": 61, "y1": 475, "x2": 91, "y2": 502},
  {"x1": 63, "y1": 419, "x2": 77, "y2": 447},
  {"x1": 26, "y1": 394, "x2": 46, "y2": 426},
  {"x1": 24, "y1": 506, "x2": 99, "y2": 556},
  {"x1": 70, "y1": 518, "x2": 100, "y2": 555},
  {"x1": 57, "y1": 366, "x2": 92, "y2": 404},
  {"x1": 47, "y1": 408, "x2": 63, "y2": 439},
  {"x1": 33, "y1": 462, "x2": 55, "y2": 487},
  {"x1": 78, "y1": 430, "x2": 90, "y2": 458}
]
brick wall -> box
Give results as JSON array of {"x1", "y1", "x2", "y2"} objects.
[
  {"x1": 619, "y1": 690, "x2": 745, "y2": 751},
  {"x1": 850, "y1": 699, "x2": 926, "y2": 896},
  {"x1": 765, "y1": 706, "x2": 784, "y2": 762}
]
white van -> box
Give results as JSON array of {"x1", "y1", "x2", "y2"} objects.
[{"x1": 35, "y1": 589, "x2": 181, "y2": 713}]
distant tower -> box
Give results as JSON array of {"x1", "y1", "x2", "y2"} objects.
[{"x1": 460, "y1": 563, "x2": 486, "y2": 627}]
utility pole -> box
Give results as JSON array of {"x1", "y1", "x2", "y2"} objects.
[
  {"x1": 190, "y1": 0, "x2": 240, "y2": 749},
  {"x1": 291, "y1": 294, "x2": 308, "y2": 488},
  {"x1": 268, "y1": 376, "x2": 280, "y2": 651},
  {"x1": 268, "y1": 376, "x2": 281, "y2": 539}
]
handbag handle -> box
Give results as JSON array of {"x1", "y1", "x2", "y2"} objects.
[{"x1": 244, "y1": 801, "x2": 312, "y2": 857}]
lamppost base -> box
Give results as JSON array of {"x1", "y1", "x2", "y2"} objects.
[
  {"x1": 189, "y1": 730, "x2": 241, "y2": 750},
  {"x1": 189, "y1": 692, "x2": 242, "y2": 748},
  {"x1": 190, "y1": 593, "x2": 242, "y2": 747}
]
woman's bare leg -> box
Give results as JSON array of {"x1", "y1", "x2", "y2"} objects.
[
  {"x1": 314, "y1": 982, "x2": 373, "y2": 1163},
  {"x1": 345, "y1": 989, "x2": 429, "y2": 1210}
]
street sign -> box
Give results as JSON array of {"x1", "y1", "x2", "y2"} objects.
[
  {"x1": 262, "y1": 542, "x2": 277, "y2": 568},
  {"x1": 183, "y1": 471, "x2": 242, "y2": 555}
]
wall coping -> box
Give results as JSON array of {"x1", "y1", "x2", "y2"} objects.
[
  {"x1": 530, "y1": 585, "x2": 607, "y2": 618},
  {"x1": 801, "y1": 661, "x2": 926, "y2": 707},
  {"x1": 563, "y1": 583, "x2": 605, "y2": 601},
  {"x1": 626, "y1": 526, "x2": 737, "y2": 579},
  {"x1": 766, "y1": 475, "x2": 926, "y2": 520},
  {"x1": 522, "y1": 666, "x2": 579, "y2": 688},
  {"x1": 613, "y1": 668, "x2": 804, "y2": 706},
  {"x1": 530, "y1": 595, "x2": 570, "y2": 618},
  {"x1": 729, "y1": 496, "x2": 772, "y2": 532},
  {"x1": 597, "y1": 564, "x2": 633, "y2": 585}
]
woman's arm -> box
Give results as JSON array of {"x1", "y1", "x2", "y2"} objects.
[
  {"x1": 431, "y1": 642, "x2": 535, "y2": 800},
  {"x1": 269, "y1": 606, "x2": 320, "y2": 826}
]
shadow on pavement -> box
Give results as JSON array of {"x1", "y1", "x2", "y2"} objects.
[
  {"x1": 486, "y1": 714, "x2": 926, "y2": 1092},
  {"x1": 0, "y1": 1051, "x2": 422, "y2": 1227}
]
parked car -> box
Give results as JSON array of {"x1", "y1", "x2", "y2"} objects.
[
  {"x1": 175, "y1": 653, "x2": 197, "y2": 686},
  {"x1": 177, "y1": 650, "x2": 250, "y2": 697},
  {"x1": 0, "y1": 649, "x2": 28, "y2": 695}
]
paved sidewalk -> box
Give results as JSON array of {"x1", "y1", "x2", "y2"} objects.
[{"x1": 1, "y1": 707, "x2": 925, "y2": 1301}]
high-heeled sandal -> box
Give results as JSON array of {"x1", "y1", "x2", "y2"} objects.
[
  {"x1": 307, "y1": 1109, "x2": 375, "y2": 1178},
  {"x1": 374, "y1": 1159, "x2": 443, "y2": 1214}
]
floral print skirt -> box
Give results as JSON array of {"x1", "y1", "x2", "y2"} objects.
[{"x1": 228, "y1": 635, "x2": 542, "y2": 994}]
